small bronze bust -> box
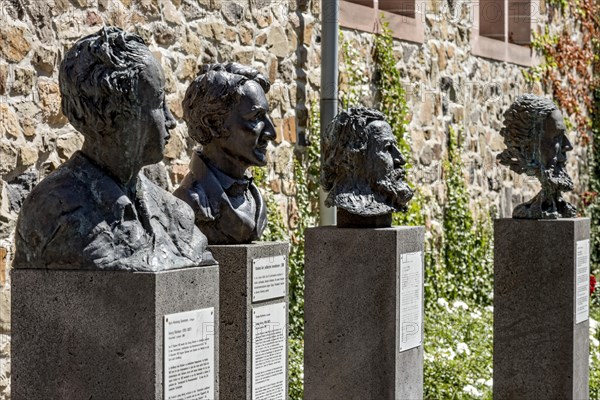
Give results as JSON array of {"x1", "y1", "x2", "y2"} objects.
[
  {"x1": 497, "y1": 94, "x2": 576, "y2": 219},
  {"x1": 13, "y1": 27, "x2": 214, "y2": 271},
  {"x1": 174, "y1": 63, "x2": 276, "y2": 244},
  {"x1": 321, "y1": 106, "x2": 414, "y2": 227}
]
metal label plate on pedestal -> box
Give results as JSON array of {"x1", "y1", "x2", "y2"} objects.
[
  {"x1": 252, "y1": 302, "x2": 287, "y2": 400},
  {"x1": 164, "y1": 308, "x2": 215, "y2": 400},
  {"x1": 252, "y1": 255, "x2": 287, "y2": 303},
  {"x1": 399, "y1": 251, "x2": 423, "y2": 352},
  {"x1": 576, "y1": 239, "x2": 590, "y2": 324}
]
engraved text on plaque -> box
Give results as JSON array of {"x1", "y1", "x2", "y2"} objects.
[{"x1": 164, "y1": 308, "x2": 215, "y2": 400}]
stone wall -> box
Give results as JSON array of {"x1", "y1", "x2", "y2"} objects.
[
  {"x1": 337, "y1": 0, "x2": 588, "y2": 236},
  {"x1": 0, "y1": 1, "x2": 321, "y2": 397},
  {"x1": 0, "y1": 0, "x2": 589, "y2": 398}
]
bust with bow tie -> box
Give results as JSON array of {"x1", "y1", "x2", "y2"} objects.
[{"x1": 174, "y1": 63, "x2": 276, "y2": 244}]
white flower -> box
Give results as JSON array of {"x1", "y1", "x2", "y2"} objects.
[
  {"x1": 485, "y1": 378, "x2": 493, "y2": 387},
  {"x1": 470, "y1": 310, "x2": 482, "y2": 319},
  {"x1": 437, "y1": 298, "x2": 449, "y2": 307},
  {"x1": 485, "y1": 305, "x2": 494, "y2": 313},
  {"x1": 424, "y1": 352, "x2": 434, "y2": 362},
  {"x1": 463, "y1": 384, "x2": 483, "y2": 397},
  {"x1": 475, "y1": 378, "x2": 486, "y2": 385},
  {"x1": 440, "y1": 347, "x2": 456, "y2": 360},
  {"x1": 592, "y1": 337, "x2": 599, "y2": 348},
  {"x1": 453, "y1": 300, "x2": 469, "y2": 310},
  {"x1": 591, "y1": 318, "x2": 599, "y2": 332},
  {"x1": 456, "y1": 342, "x2": 471, "y2": 356}
]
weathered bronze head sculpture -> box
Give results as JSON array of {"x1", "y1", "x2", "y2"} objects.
[
  {"x1": 174, "y1": 63, "x2": 276, "y2": 244},
  {"x1": 13, "y1": 27, "x2": 214, "y2": 271},
  {"x1": 497, "y1": 94, "x2": 576, "y2": 219},
  {"x1": 321, "y1": 106, "x2": 413, "y2": 226}
]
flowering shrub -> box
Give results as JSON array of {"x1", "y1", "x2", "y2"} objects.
[{"x1": 424, "y1": 299, "x2": 493, "y2": 399}]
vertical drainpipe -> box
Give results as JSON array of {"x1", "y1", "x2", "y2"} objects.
[{"x1": 319, "y1": 0, "x2": 338, "y2": 226}]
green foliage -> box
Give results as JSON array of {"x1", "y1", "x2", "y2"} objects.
[
  {"x1": 371, "y1": 18, "x2": 426, "y2": 227},
  {"x1": 288, "y1": 102, "x2": 321, "y2": 399},
  {"x1": 424, "y1": 300, "x2": 493, "y2": 400},
  {"x1": 339, "y1": 31, "x2": 370, "y2": 110},
  {"x1": 438, "y1": 126, "x2": 494, "y2": 306},
  {"x1": 288, "y1": 337, "x2": 304, "y2": 400},
  {"x1": 423, "y1": 125, "x2": 494, "y2": 398},
  {"x1": 588, "y1": 37, "x2": 600, "y2": 396},
  {"x1": 372, "y1": 19, "x2": 411, "y2": 158},
  {"x1": 252, "y1": 166, "x2": 288, "y2": 242},
  {"x1": 252, "y1": 102, "x2": 321, "y2": 400}
]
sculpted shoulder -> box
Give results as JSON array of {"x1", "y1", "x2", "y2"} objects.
[
  {"x1": 14, "y1": 161, "x2": 93, "y2": 269},
  {"x1": 173, "y1": 176, "x2": 216, "y2": 222}
]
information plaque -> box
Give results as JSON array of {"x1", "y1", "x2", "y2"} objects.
[
  {"x1": 576, "y1": 239, "x2": 590, "y2": 324},
  {"x1": 252, "y1": 255, "x2": 287, "y2": 303},
  {"x1": 399, "y1": 251, "x2": 423, "y2": 352},
  {"x1": 164, "y1": 308, "x2": 215, "y2": 400},
  {"x1": 252, "y1": 302, "x2": 287, "y2": 400}
]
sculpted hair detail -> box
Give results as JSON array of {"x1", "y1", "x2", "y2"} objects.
[
  {"x1": 497, "y1": 94, "x2": 558, "y2": 175},
  {"x1": 320, "y1": 106, "x2": 386, "y2": 192},
  {"x1": 183, "y1": 63, "x2": 271, "y2": 145},
  {"x1": 59, "y1": 27, "x2": 149, "y2": 139}
]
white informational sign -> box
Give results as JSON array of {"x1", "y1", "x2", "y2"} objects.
[
  {"x1": 252, "y1": 302, "x2": 287, "y2": 400},
  {"x1": 399, "y1": 251, "x2": 423, "y2": 352},
  {"x1": 252, "y1": 255, "x2": 287, "y2": 303},
  {"x1": 576, "y1": 239, "x2": 590, "y2": 324},
  {"x1": 164, "y1": 308, "x2": 215, "y2": 400}
]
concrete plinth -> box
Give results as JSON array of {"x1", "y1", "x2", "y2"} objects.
[
  {"x1": 494, "y1": 218, "x2": 590, "y2": 400},
  {"x1": 11, "y1": 265, "x2": 219, "y2": 400},
  {"x1": 305, "y1": 226, "x2": 425, "y2": 400},
  {"x1": 210, "y1": 242, "x2": 289, "y2": 400}
]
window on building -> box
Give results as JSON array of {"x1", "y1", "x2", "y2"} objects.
[
  {"x1": 472, "y1": 0, "x2": 538, "y2": 65},
  {"x1": 340, "y1": 0, "x2": 424, "y2": 43}
]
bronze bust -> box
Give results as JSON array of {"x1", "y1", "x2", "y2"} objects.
[
  {"x1": 174, "y1": 63, "x2": 276, "y2": 244},
  {"x1": 13, "y1": 27, "x2": 214, "y2": 271},
  {"x1": 321, "y1": 106, "x2": 414, "y2": 227},
  {"x1": 497, "y1": 94, "x2": 576, "y2": 219}
]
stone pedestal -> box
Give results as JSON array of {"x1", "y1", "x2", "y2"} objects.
[
  {"x1": 494, "y1": 218, "x2": 590, "y2": 400},
  {"x1": 210, "y1": 242, "x2": 289, "y2": 400},
  {"x1": 11, "y1": 266, "x2": 219, "y2": 400},
  {"x1": 305, "y1": 226, "x2": 425, "y2": 400}
]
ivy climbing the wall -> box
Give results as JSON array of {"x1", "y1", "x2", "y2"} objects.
[
  {"x1": 424, "y1": 125, "x2": 494, "y2": 399},
  {"x1": 252, "y1": 100, "x2": 321, "y2": 400}
]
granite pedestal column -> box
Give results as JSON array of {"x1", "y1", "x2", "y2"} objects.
[
  {"x1": 12, "y1": 265, "x2": 220, "y2": 400},
  {"x1": 494, "y1": 218, "x2": 590, "y2": 400},
  {"x1": 305, "y1": 224, "x2": 425, "y2": 400},
  {"x1": 210, "y1": 242, "x2": 289, "y2": 400}
]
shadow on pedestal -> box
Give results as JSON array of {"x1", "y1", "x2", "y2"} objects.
[
  {"x1": 494, "y1": 218, "x2": 590, "y2": 400},
  {"x1": 11, "y1": 266, "x2": 219, "y2": 400},
  {"x1": 305, "y1": 226, "x2": 424, "y2": 400}
]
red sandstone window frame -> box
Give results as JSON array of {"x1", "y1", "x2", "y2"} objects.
[
  {"x1": 471, "y1": 0, "x2": 540, "y2": 66},
  {"x1": 339, "y1": 0, "x2": 425, "y2": 44}
]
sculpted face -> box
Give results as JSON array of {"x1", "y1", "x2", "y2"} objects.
[
  {"x1": 216, "y1": 80, "x2": 276, "y2": 168},
  {"x1": 539, "y1": 109, "x2": 574, "y2": 192},
  {"x1": 365, "y1": 121, "x2": 413, "y2": 209},
  {"x1": 497, "y1": 94, "x2": 576, "y2": 218},
  {"x1": 541, "y1": 109, "x2": 572, "y2": 170},
  {"x1": 129, "y1": 55, "x2": 176, "y2": 166}
]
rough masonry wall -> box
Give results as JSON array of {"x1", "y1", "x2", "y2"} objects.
[
  {"x1": 0, "y1": 0, "x2": 321, "y2": 397},
  {"x1": 338, "y1": 0, "x2": 587, "y2": 236},
  {"x1": 0, "y1": 0, "x2": 588, "y2": 398}
]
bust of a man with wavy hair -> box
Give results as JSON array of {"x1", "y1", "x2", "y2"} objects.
[
  {"x1": 13, "y1": 27, "x2": 214, "y2": 271},
  {"x1": 497, "y1": 94, "x2": 576, "y2": 219},
  {"x1": 321, "y1": 106, "x2": 413, "y2": 223},
  {"x1": 174, "y1": 63, "x2": 276, "y2": 244}
]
